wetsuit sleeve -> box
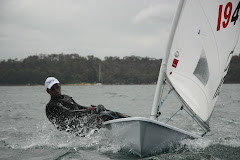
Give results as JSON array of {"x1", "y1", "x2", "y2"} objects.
[
  {"x1": 57, "y1": 102, "x2": 91, "y2": 115},
  {"x1": 47, "y1": 101, "x2": 91, "y2": 118},
  {"x1": 71, "y1": 98, "x2": 89, "y2": 110}
]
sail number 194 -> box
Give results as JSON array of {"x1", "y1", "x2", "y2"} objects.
[{"x1": 217, "y1": 1, "x2": 240, "y2": 31}]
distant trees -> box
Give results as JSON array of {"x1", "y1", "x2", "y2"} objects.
[
  {"x1": 225, "y1": 55, "x2": 240, "y2": 83},
  {"x1": 0, "y1": 53, "x2": 239, "y2": 85},
  {"x1": 0, "y1": 54, "x2": 161, "y2": 85},
  {"x1": 102, "y1": 56, "x2": 160, "y2": 84}
]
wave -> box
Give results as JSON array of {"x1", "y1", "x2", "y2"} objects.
[{"x1": 2, "y1": 119, "x2": 240, "y2": 160}]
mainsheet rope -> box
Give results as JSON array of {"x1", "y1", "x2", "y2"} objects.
[
  {"x1": 102, "y1": 111, "x2": 119, "y2": 119},
  {"x1": 165, "y1": 105, "x2": 207, "y2": 137}
]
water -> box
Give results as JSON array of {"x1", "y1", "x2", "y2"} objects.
[{"x1": 0, "y1": 84, "x2": 240, "y2": 160}]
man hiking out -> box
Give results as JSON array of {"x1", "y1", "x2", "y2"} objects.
[{"x1": 44, "y1": 77, "x2": 128, "y2": 135}]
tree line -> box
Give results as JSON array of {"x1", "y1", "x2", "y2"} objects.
[
  {"x1": 0, "y1": 54, "x2": 160, "y2": 85},
  {"x1": 0, "y1": 54, "x2": 239, "y2": 85}
]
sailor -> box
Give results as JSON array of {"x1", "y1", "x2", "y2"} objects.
[{"x1": 45, "y1": 77, "x2": 128, "y2": 135}]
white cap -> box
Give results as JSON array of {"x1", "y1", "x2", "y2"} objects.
[{"x1": 45, "y1": 77, "x2": 60, "y2": 89}]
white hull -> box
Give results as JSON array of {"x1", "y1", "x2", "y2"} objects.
[{"x1": 103, "y1": 117, "x2": 199, "y2": 156}]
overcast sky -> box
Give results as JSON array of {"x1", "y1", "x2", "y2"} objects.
[{"x1": 0, "y1": 0, "x2": 239, "y2": 60}]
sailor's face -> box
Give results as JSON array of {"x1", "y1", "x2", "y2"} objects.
[{"x1": 48, "y1": 83, "x2": 61, "y2": 97}]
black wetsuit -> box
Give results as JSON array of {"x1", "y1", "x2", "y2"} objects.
[{"x1": 46, "y1": 94, "x2": 128, "y2": 135}]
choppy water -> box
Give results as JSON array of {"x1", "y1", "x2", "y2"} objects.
[{"x1": 0, "y1": 84, "x2": 239, "y2": 160}]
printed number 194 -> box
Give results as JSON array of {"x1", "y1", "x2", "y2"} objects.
[{"x1": 217, "y1": 1, "x2": 240, "y2": 31}]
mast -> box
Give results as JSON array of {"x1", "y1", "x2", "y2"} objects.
[
  {"x1": 150, "y1": 0, "x2": 185, "y2": 120},
  {"x1": 98, "y1": 63, "x2": 101, "y2": 83}
]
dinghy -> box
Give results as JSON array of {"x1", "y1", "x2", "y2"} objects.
[{"x1": 103, "y1": 0, "x2": 240, "y2": 156}]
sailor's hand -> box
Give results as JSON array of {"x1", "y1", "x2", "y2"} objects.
[{"x1": 95, "y1": 104, "x2": 106, "y2": 114}]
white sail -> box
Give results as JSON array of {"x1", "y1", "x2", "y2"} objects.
[{"x1": 166, "y1": 0, "x2": 240, "y2": 130}]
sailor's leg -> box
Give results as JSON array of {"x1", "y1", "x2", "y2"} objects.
[{"x1": 99, "y1": 110, "x2": 129, "y2": 122}]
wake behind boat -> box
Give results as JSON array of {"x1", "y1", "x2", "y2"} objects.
[{"x1": 102, "y1": 0, "x2": 240, "y2": 156}]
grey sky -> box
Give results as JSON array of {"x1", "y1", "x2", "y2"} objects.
[{"x1": 0, "y1": 0, "x2": 239, "y2": 60}]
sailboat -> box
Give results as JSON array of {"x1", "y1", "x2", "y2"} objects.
[
  {"x1": 102, "y1": 0, "x2": 240, "y2": 156},
  {"x1": 96, "y1": 63, "x2": 103, "y2": 85}
]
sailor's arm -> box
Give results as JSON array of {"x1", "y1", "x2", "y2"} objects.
[
  {"x1": 71, "y1": 98, "x2": 90, "y2": 110},
  {"x1": 55, "y1": 102, "x2": 106, "y2": 115},
  {"x1": 57, "y1": 103, "x2": 93, "y2": 114}
]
